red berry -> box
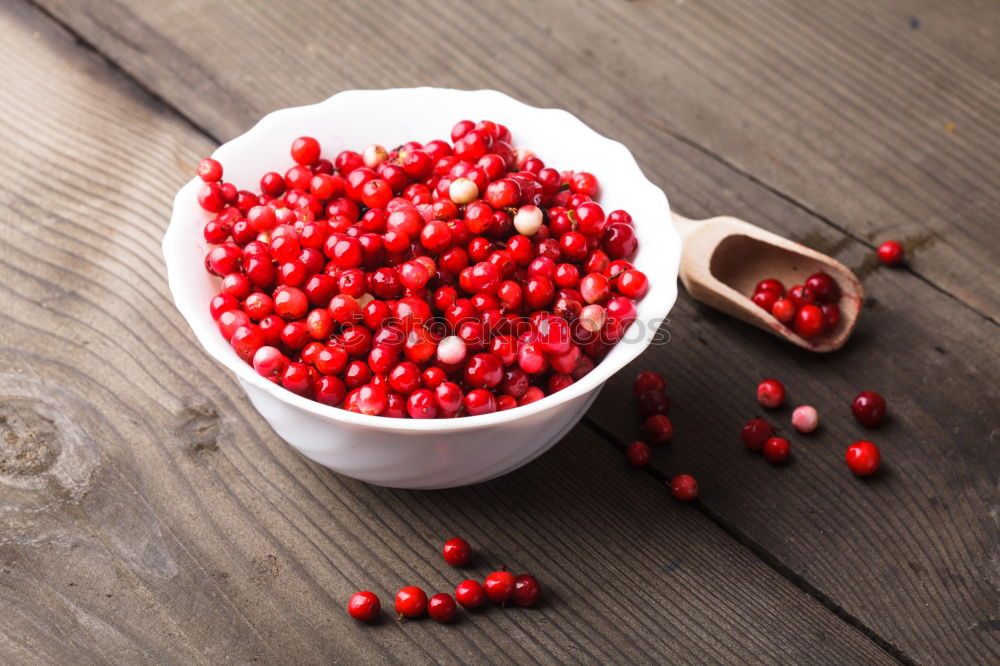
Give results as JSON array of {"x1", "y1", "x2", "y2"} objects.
[
  {"x1": 791, "y1": 405, "x2": 820, "y2": 433},
  {"x1": 757, "y1": 379, "x2": 785, "y2": 408},
  {"x1": 626, "y1": 440, "x2": 651, "y2": 467},
  {"x1": 820, "y1": 302, "x2": 841, "y2": 330},
  {"x1": 771, "y1": 298, "x2": 796, "y2": 323},
  {"x1": 670, "y1": 474, "x2": 698, "y2": 501},
  {"x1": 347, "y1": 591, "x2": 381, "y2": 622},
  {"x1": 633, "y1": 370, "x2": 665, "y2": 396},
  {"x1": 638, "y1": 390, "x2": 670, "y2": 417},
  {"x1": 512, "y1": 574, "x2": 542, "y2": 607},
  {"x1": 877, "y1": 240, "x2": 904, "y2": 266},
  {"x1": 845, "y1": 440, "x2": 881, "y2": 476},
  {"x1": 197, "y1": 157, "x2": 223, "y2": 182},
  {"x1": 787, "y1": 284, "x2": 815, "y2": 309},
  {"x1": 455, "y1": 579, "x2": 485, "y2": 609},
  {"x1": 794, "y1": 304, "x2": 826, "y2": 338},
  {"x1": 805, "y1": 272, "x2": 840, "y2": 303},
  {"x1": 741, "y1": 418, "x2": 773, "y2": 451},
  {"x1": 752, "y1": 289, "x2": 780, "y2": 312},
  {"x1": 395, "y1": 586, "x2": 428, "y2": 619},
  {"x1": 427, "y1": 593, "x2": 457, "y2": 623},
  {"x1": 442, "y1": 537, "x2": 472, "y2": 567},
  {"x1": 851, "y1": 391, "x2": 886, "y2": 427},
  {"x1": 763, "y1": 436, "x2": 791, "y2": 464},
  {"x1": 643, "y1": 414, "x2": 673, "y2": 443},
  {"x1": 755, "y1": 278, "x2": 784, "y2": 294},
  {"x1": 483, "y1": 571, "x2": 517, "y2": 604},
  {"x1": 291, "y1": 136, "x2": 321, "y2": 165}
]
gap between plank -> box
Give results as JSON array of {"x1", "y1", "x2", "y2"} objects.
[
  {"x1": 15, "y1": 2, "x2": 931, "y2": 661},
  {"x1": 583, "y1": 415, "x2": 916, "y2": 666}
]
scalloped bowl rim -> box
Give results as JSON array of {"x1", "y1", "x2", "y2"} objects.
[{"x1": 163, "y1": 87, "x2": 679, "y2": 433}]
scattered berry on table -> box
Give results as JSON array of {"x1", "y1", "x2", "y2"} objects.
[
  {"x1": 741, "y1": 417, "x2": 773, "y2": 451},
  {"x1": 513, "y1": 574, "x2": 543, "y2": 607},
  {"x1": 455, "y1": 579, "x2": 486, "y2": 609},
  {"x1": 427, "y1": 593, "x2": 458, "y2": 623},
  {"x1": 763, "y1": 436, "x2": 791, "y2": 464},
  {"x1": 851, "y1": 391, "x2": 886, "y2": 427},
  {"x1": 757, "y1": 378, "x2": 786, "y2": 409},
  {"x1": 395, "y1": 586, "x2": 428, "y2": 619},
  {"x1": 633, "y1": 370, "x2": 665, "y2": 397},
  {"x1": 347, "y1": 590, "x2": 381, "y2": 622},
  {"x1": 670, "y1": 474, "x2": 698, "y2": 501},
  {"x1": 877, "y1": 240, "x2": 904, "y2": 266},
  {"x1": 845, "y1": 440, "x2": 881, "y2": 476},
  {"x1": 637, "y1": 389, "x2": 670, "y2": 417},
  {"x1": 791, "y1": 405, "x2": 820, "y2": 433},
  {"x1": 643, "y1": 414, "x2": 674, "y2": 443},
  {"x1": 483, "y1": 570, "x2": 517, "y2": 604},
  {"x1": 625, "y1": 440, "x2": 651, "y2": 467},
  {"x1": 442, "y1": 537, "x2": 472, "y2": 567}
]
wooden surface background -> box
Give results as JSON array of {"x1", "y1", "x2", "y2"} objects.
[{"x1": 1, "y1": 1, "x2": 997, "y2": 664}]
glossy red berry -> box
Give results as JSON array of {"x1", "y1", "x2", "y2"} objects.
[
  {"x1": 846, "y1": 440, "x2": 881, "y2": 476},
  {"x1": 638, "y1": 390, "x2": 670, "y2": 417},
  {"x1": 197, "y1": 157, "x2": 223, "y2": 182},
  {"x1": 794, "y1": 304, "x2": 826, "y2": 338},
  {"x1": 877, "y1": 240, "x2": 904, "y2": 266},
  {"x1": 291, "y1": 136, "x2": 321, "y2": 165},
  {"x1": 851, "y1": 391, "x2": 886, "y2": 427},
  {"x1": 771, "y1": 298, "x2": 796, "y2": 324},
  {"x1": 512, "y1": 574, "x2": 542, "y2": 607},
  {"x1": 633, "y1": 370, "x2": 665, "y2": 397},
  {"x1": 643, "y1": 414, "x2": 673, "y2": 443},
  {"x1": 427, "y1": 593, "x2": 457, "y2": 623},
  {"x1": 442, "y1": 537, "x2": 472, "y2": 567},
  {"x1": 626, "y1": 440, "x2": 651, "y2": 467},
  {"x1": 455, "y1": 579, "x2": 486, "y2": 609},
  {"x1": 763, "y1": 436, "x2": 791, "y2": 464},
  {"x1": 741, "y1": 418, "x2": 773, "y2": 451},
  {"x1": 395, "y1": 586, "x2": 428, "y2": 619},
  {"x1": 347, "y1": 591, "x2": 381, "y2": 622},
  {"x1": 755, "y1": 278, "x2": 784, "y2": 294},
  {"x1": 757, "y1": 379, "x2": 786, "y2": 409},
  {"x1": 483, "y1": 571, "x2": 517, "y2": 604},
  {"x1": 804, "y1": 272, "x2": 840, "y2": 303},
  {"x1": 670, "y1": 474, "x2": 698, "y2": 501},
  {"x1": 752, "y1": 289, "x2": 780, "y2": 312}
]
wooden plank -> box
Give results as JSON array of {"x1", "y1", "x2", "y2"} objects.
[
  {"x1": 0, "y1": 3, "x2": 897, "y2": 664},
  {"x1": 35, "y1": 0, "x2": 1000, "y2": 323},
  {"x1": 23, "y1": 0, "x2": 1000, "y2": 663}
]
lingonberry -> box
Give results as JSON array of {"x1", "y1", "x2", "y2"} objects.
[
  {"x1": 670, "y1": 474, "x2": 698, "y2": 501},
  {"x1": 763, "y1": 436, "x2": 791, "y2": 464},
  {"x1": 851, "y1": 391, "x2": 886, "y2": 427},
  {"x1": 820, "y1": 302, "x2": 841, "y2": 330},
  {"x1": 755, "y1": 278, "x2": 784, "y2": 294},
  {"x1": 638, "y1": 390, "x2": 670, "y2": 417},
  {"x1": 395, "y1": 586, "x2": 428, "y2": 619},
  {"x1": 290, "y1": 136, "x2": 321, "y2": 165},
  {"x1": 442, "y1": 537, "x2": 472, "y2": 567},
  {"x1": 787, "y1": 284, "x2": 815, "y2": 309},
  {"x1": 347, "y1": 591, "x2": 381, "y2": 623},
  {"x1": 877, "y1": 240, "x2": 904, "y2": 266},
  {"x1": 771, "y1": 298, "x2": 796, "y2": 324},
  {"x1": 752, "y1": 289, "x2": 780, "y2": 312},
  {"x1": 794, "y1": 304, "x2": 826, "y2": 338},
  {"x1": 845, "y1": 440, "x2": 881, "y2": 476},
  {"x1": 791, "y1": 405, "x2": 819, "y2": 433},
  {"x1": 741, "y1": 417, "x2": 773, "y2": 451},
  {"x1": 626, "y1": 440, "x2": 651, "y2": 467},
  {"x1": 633, "y1": 370, "x2": 665, "y2": 397},
  {"x1": 805, "y1": 272, "x2": 840, "y2": 303},
  {"x1": 512, "y1": 574, "x2": 542, "y2": 607},
  {"x1": 427, "y1": 593, "x2": 457, "y2": 623},
  {"x1": 757, "y1": 378, "x2": 786, "y2": 408},
  {"x1": 455, "y1": 579, "x2": 486, "y2": 609},
  {"x1": 643, "y1": 414, "x2": 674, "y2": 443},
  {"x1": 483, "y1": 571, "x2": 517, "y2": 604}
]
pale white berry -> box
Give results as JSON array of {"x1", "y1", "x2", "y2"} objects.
[
  {"x1": 513, "y1": 205, "x2": 544, "y2": 236},
  {"x1": 791, "y1": 405, "x2": 820, "y2": 433},
  {"x1": 449, "y1": 177, "x2": 479, "y2": 204},
  {"x1": 579, "y1": 304, "x2": 607, "y2": 332},
  {"x1": 514, "y1": 148, "x2": 535, "y2": 170},
  {"x1": 436, "y1": 335, "x2": 467, "y2": 365},
  {"x1": 362, "y1": 144, "x2": 388, "y2": 169}
]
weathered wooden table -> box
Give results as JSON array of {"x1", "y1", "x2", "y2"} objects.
[{"x1": 2, "y1": 1, "x2": 997, "y2": 663}]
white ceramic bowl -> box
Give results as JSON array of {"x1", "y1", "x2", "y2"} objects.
[{"x1": 164, "y1": 88, "x2": 680, "y2": 489}]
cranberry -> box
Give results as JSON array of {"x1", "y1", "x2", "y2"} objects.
[
  {"x1": 763, "y1": 436, "x2": 791, "y2": 464},
  {"x1": 755, "y1": 278, "x2": 784, "y2": 294},
  {"x1": 741, "y1": 418, "x2": 773, "y2": 451},
  {"x1": 752, "y1": 289, "x2": 780, "y2": 312},
  {"x1": 771, "y1": 298, "x2": 796, "y2": 323},
  {"x1": 464, "y1": 389, "x2": 498, "y2": 415},
  {"x1": 757, "y1": 379, "x2": 786, "y2": 409},
  {"x1": 512, "y1": 574, "x2": 542, "y2": 607},
  {"x1": 794, "y1": 304, "x2": 826, "y2": 338},
  {"x1": 347, "y1": 591, "x2": 380, "y2": 622},
  {"x1": 877, "y1": 240, "x2": 904, "y2": 266},
  {"x1": 483, "y1": 571, "x2": 516, "y2": 604},
  {"x1": 290, "y1": 136, "x2": 321, "y2": 165},
  {"x1": 407, "y1": 389, "x2": 439, "y2": 419},
  {"x1": 670, "y1": 474, "x2": 698, "y2": 501},
  {"x1": 805, "y1": 272, "x2": 840, "y2": 303},
  {"x1": 617, "y1": 269, "x2": 649, "y2": 299},
  {"x1": 791, "y1": 405, "x2": 819, "y2": 433},
  {"x1": 602, "y1": 223, "x2": 637, "y2": 259},
  {"x1": 455, "y1": 579, "x2": 485, "y2": 609},
  {"x1": 626, "y1": 440, "x2": 651, "y2": 467},
  {"x1": 633, "y1": 370, "x2": 665, "y2": 396},
  {"x1": 442, "y1": 537, "x2": 472, "y2": 567},
  {"x1": 643, "y1": 414, "x2": 673, "y2": 443},
  {"x1": 851, "y1": 391, "x2": 886, "y2": 427},
  {"x1": 787, "y1": 285, "x2": 815, "y2": 309},
  {"x1": 845, "y1": 440, "x2": 881, "y2": 476},
  {"x1": 427, "y1": 593, "x2": 457, "y2": 623},
  {"x1": 820, "y1": 302, "x2": 841, "y2": 330},
  {"x1": 395, "y1": 586, "x2": 428, "y2": 619},
  {"x1": 638, "y1": 390, "x2": 670, "y2": 417}
]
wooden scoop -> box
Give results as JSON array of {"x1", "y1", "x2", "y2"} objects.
[{"x1": 673, "y1": 213, "x2": 863, "y2": 352}]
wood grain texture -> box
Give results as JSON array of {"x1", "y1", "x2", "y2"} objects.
[
  {"x1": 25, "y1": 0, "x2": 1000, "y2": 663},
  {"x1": 33, "y1": 0, "x2": 1000, "y2": 321},
  {"x1": 0, "y1": 2, "x2": 899, "y2": 664}
]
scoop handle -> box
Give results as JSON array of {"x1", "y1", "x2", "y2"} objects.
[{"x1": 671, "y1": 212, "x2": 701, "y2": 242}]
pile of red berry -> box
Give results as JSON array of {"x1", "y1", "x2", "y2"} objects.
[
  {"x1": 198, "y1": 121, "x2": 648, "y2": 418},
  {"x1": 750, "y1": 272, "x2": 841, "y2": 339},
  {"x1": 347, "y1": 537, "x2": 541, "y2": 624},
  {"x1": 743, "y1": 378, "x2": 886, "y2": 475}
]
